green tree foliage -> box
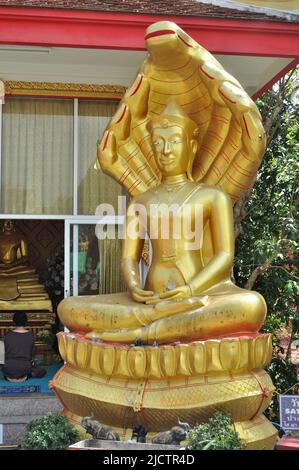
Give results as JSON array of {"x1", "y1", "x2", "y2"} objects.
[
  {"x1": 266, "y1": 357, "x2": 298, "y2": 421},
  {"x1": 21, "y1": 413, "x2": 79, "y2": 450},
  {"x1": 186, "y1": 412, "x2": 244, "y2": 450},
  {"x1": 233, "y1": 68, "x2": 299, "y2": 421}
]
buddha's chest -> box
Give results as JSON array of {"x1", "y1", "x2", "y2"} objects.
[
  {"x1": 0, "y1": 237, "x2": 20, "y2": 262},
  {"x1": 142, "y1": 187, "x2": 207, "y2": 242},
  {"x1": 145, "y1": 208, "x2": 202, "y2": 240}
]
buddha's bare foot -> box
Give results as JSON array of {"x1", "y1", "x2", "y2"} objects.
[{"x1": 85, "y1": 331, "x2": 104, "y2": 341}]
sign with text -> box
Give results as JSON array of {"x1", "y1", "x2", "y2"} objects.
[{"x1": 279, "y1": 395, "x2": 299, "y2": 430}]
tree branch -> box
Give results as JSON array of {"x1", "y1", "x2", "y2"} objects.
[
  {"x1": 267, "y1": 266, "x2": 299, "y2": 282},
  {"x1": 244, "y1": 256, "x2": 275, "y2": 290}
]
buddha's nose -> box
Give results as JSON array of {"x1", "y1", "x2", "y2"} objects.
[{"x1": 163, "y1": 141, "x2": 171, "y2": 155}]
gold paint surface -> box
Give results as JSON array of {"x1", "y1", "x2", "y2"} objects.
[
  {"x1": 52, "y1": 365, "x2": 275, "y2": 430},
  {"x1": 58, "y1": 332, "x2": 272, "y2": 378}
]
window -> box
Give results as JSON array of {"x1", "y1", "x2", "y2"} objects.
[
  {"x1": 0, "y1": 91, "x2": 127, "y2": 299},
  {"x1": 0, "y1": 96, "x2": 122, "y2": 216},
  {"x1": 1, "y1": 98, "x2": 73, "y2": 214}
]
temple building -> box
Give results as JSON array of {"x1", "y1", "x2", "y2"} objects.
[{"x1": 0, "y1": 0, "x2": 298, "y2": 447}]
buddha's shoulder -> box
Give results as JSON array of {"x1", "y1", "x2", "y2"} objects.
[
  {"x1": 129, "y1": 190, "x2": 152, "y2": 205},
  {"x1": 188, "y1": 183, "x2": 231, "y2": 202},
  {"x1": 129, "y1": 183, "x2": 231, "y2": 204},
  {"x1": 128, "y1": 184, "x2": 166, "y2": 204}
]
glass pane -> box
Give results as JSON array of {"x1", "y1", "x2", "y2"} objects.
[
  {"x1": 70, "y1": 223, "x2": 126, "y2": 297},
  {"x1": 1, "y1": 97, "x2": 73, "y2": 214},
  {"x1": 75, "y1": 224, "x2": 100, "y2": 296},
  {"x1": 78, "y1": 100, "x2": 122, "y2": 215}
]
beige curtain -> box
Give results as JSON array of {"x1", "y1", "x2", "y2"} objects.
[
  {"x1": 78, "y1": 100, "x2": 122, "y2": 215},
  {"x1": 1, "y1": 98, "x2": 73, "y2": 214}
]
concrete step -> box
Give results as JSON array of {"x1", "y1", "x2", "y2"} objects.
[{"x1": 0, "y1": 395, "x2": 62, "y2": 445}]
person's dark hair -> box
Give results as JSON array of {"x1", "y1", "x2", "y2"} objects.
[{"x1": 13, "y1": 311, "x2": 28, "y2": 327}]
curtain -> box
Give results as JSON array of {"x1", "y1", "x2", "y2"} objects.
[
  {"x1": 99, "y1": 232, "x2": 127, "y2": 295},
  {"x1": 78, "y1": 100, "x2": 122, "y2": 215},
  {"x1": 1, "y1": 98, "x2": 73, "y2": 214}
]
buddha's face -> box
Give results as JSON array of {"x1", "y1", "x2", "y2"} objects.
[
  {"x1": 3, "y1": 220, "x2": 14, "y2": 233},
  {"x1": 151, "y1": 125, "x2": 196, "y2": 177}
]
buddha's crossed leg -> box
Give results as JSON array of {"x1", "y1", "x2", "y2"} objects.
[{"x1": 86, "y1": 290, "x2": 266, "y2": 344}]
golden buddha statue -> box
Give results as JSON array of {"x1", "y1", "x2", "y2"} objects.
[
  {"x1": 0, "y1": 219, "x2": 29, "y2": 269},
  {"x1": 58, "y1": 103, "x2": 266, "y2": 344},
  {"x1": 0, "y1": 220, "x2": 52, "y2": 310},
  {"x1": 53, "y1": 22, "x2": 277, "y2": 449}
]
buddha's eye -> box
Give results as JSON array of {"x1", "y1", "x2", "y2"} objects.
[
  {"x1": 171, "y1": 139, "x2": 181, "y2": 144},
  {"x1": 153, "y1": 140, "x2": 162, "y2": 146}
]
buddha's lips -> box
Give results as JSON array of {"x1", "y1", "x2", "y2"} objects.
[
  {"x1": 159, "y1": 158, "x2": 175, "y2": 165},
  {"x1": 145, "y1": 30, "x2": 193, "y2": 48}
]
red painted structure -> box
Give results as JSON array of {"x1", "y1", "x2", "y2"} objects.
[
  {"x1": 276, "y1": 436, "x2": 299, "y2": 450},
  {"x1": 0, "y1": 7, "x2": 298, "y2": 56},
  {"x1": 0, "y1": 6, "x2": 298, "y2": 98}
]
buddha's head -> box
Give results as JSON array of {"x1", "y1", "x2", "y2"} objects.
[
  {"x1": 148, "y1": 102, "x2": 199, "y2": 180},
  {"x1": 2, "y1": 219, "x2": 15, "y2": 234}
]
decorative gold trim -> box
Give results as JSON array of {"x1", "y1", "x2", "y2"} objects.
[
  {"x1": 0, "y1": 312, "x2": 55, "y2": 321},
  {"x1": 3, "y1": 81, "x2": 126, "y2": 100},
  {"x1": 57, "y1": 332, "x2": 273, "y2": 379}
]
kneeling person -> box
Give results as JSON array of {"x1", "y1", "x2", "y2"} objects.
[{"x1": 3, "y1": 311, "x2": 46, "y2": 382}]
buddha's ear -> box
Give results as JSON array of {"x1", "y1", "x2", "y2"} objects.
[
  {"x1": 190, "y1": 138, "x2": 198, "y2": 156},
  {"x1": 187, "y1": 139, "x2": 198, "y2": 181}
]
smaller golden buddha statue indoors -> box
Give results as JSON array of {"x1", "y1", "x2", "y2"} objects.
[
  {"x1": 53, "y1": 21, "x2": 277, "y2": 449},
  {"x1": 0, "y1": 220, "x2": 51, "y2": 310},
  {"x1": 0, "y1": 219, "x2": 29, "y2": 269}
]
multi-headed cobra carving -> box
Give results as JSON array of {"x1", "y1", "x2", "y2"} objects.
[{"x1": 98, "y1": 21, "x2": 266, "y2": 204}]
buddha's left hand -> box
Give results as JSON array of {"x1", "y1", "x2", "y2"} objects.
[{"x1": 158, "y1": 285, "x2": 192, "y2": 302}]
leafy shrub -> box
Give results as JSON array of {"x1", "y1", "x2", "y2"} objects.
[
  {"x1": 265, "y1": 356, "x2": 298, "y2": 422},
  {"x1": 186, "y1": 412, "x2": 244, "y2": 450},
  {"x1": 21, "y1": 413, "x2": 79, "y2": 450}
]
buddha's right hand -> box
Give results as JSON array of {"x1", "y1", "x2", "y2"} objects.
[{"x1": 130, "y1": 286, "x2": 158, "y2": 303}]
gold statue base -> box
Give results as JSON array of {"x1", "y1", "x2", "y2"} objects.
[{"x1": 52, "y1": 332, "x2": 277, "y2": 449}]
